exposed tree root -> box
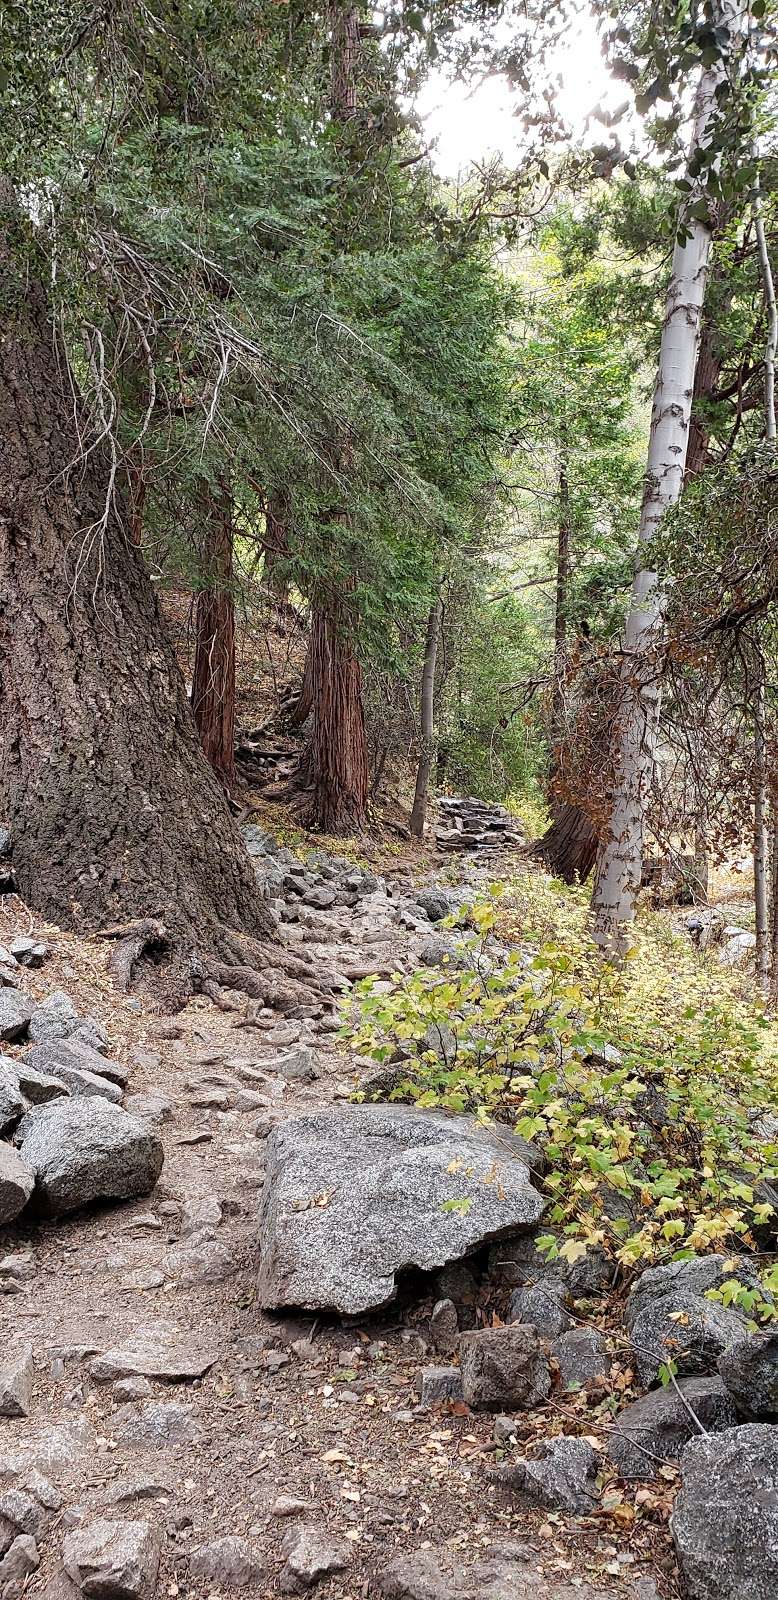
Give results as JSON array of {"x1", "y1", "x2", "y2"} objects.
[{"x1": 95, "y1": 918, "x2": 168, "y2": 992}]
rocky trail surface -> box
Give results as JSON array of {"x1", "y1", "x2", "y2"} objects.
[{"x1": 0, "y1": 829, "x2": 769, "y2": 1600}]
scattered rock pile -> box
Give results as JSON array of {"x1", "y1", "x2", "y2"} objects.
[
  {"x1": 435, "y1": 797, "x2": 524, "y2": 854},
  {"x1": 0, "y1": 982, "x2": 163, "y2": 1227}
]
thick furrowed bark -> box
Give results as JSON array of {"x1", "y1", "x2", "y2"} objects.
[
  {"x1": 0, "y1": 208, "x2": 273, "y2": 957},
  {"x1": 296, "y1": 602, "x2": 369, "y2": 834},
  {"x1": 531, "y1": 803, "x2": 599, "y2": 885}
]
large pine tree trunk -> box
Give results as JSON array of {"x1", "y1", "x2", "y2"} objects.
[
  {"x1": 0, "y1": 217, "x2": 271, "y2": 952},
  {"x1": 191, "y1": 489, "x2": 237, "y2": 789},
  {"x1": 409, "y1": 592, "x2": 443, "y2": 839},
  {"x1": 531, "y1": 804, "x2": 599, "y2": 885},
  {"x1": 297, "y1": 602, "x2": 369, "y2": 833},
  {"x1": 590, "y1": 47, "x2": 729, "y2": 956}
]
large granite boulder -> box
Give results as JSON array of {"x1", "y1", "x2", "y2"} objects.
[
  {"x1": 257, "y1": 1104, "x2": 544, "y2": 1314},
  {"x1": 15, "y1": 1098, "x2": 163, "y2": 1217},
  {"x1": 608, "y1": 1376, "x2": 737, "y2": 1480},
  {"x1": 671, "y1": 1424, "x2": 778, "y2": 1599},
  {"x1": 630, "y1": 1290, "x2": 747, "y2": 1387},
  {"x1": 625, "y1": 1254, "x2": 762, "y2": 1330}
]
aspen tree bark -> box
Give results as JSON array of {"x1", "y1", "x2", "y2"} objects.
[
  {"x1": 409, "y1": 591, "x2": 443, "y2": 838},
  {"x1": 590, "y1": 46, "x2": 732, "y2": 956}
]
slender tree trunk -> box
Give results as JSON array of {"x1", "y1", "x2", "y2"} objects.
[
  {"x1": 531, "y1": 804, "x2": 599, "y2": 885},
  {"x1": 263, "y1": 491, "x2": 291, "y2": 608},
  {"x1": 754, "y1": 181, "x2": 777, "y2": 445},
  {"x1": 590, "y1": 51, "x2": 728, "y2": 956},
  {"x1": 410, "y1": 591, "x2": 443, "y2": 838},
  {"x1": 550, "y1": 458, "x2": 572, "y2": 741},
  {"x1": 0, "y1": 202, "x2": 272, "y2": 949},
  {"x1": 770, "y1": 815, "x2": 778, "y2": 1003},
  {"x1": 297, "y1": 601, "x2": 369, "y2": 833},
  {"x1": 294, "y1": 0, "x2": 369, "y2": 833},
  {"x1": 692, "y1": 818, "x2": 709, "y2": 905},
  {"x1": 754, "y1": 654, "x2": 770, "y2": 990},
  {"x1": 191, "y1": 489, "x2": 236, "y2": 790}
]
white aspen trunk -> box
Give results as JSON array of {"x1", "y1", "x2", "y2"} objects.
[
  {"x1": 754, "y1": 184, "x2": 777, "y2": 444},
  {"x1": 590, "y1": 56, "x2": 728, "y2": 956},
  {"x1": 409, "y1": 590, "x2": 443, "y2": 839}
]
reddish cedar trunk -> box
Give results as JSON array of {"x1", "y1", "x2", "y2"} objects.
[
  {"x1": 0, "y1": 215, "x2": 272, "y2": 946},
  {"x1": 192, "y1": 494, "x2": 237, "y2": 789},
  {"x1": 532, "y1": 804, "x2": 599, "y2": 885},
  {"x1": 298, "y1": 603, "x2": 369, "y2": 833},
  {"x1": 409, "y1": 592, "x2": 443, "y2": 839}
]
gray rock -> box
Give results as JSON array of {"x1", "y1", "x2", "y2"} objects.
[
  {"x1": 189, "y1": 1535, "x2": 262, "y2": 1589},
  {"x1": 25, "y1": 1057, "x2": 122, "y2": 1103},
  {"x1": 0, "y1": 991, "x2": 32, "y2": 1043},
  {"x1": 123, "y1": 1094, "x2": 173, "y2": 1125},
  {"x1": 0, "y1": 829, "x2": 9, "y2": 859},
  {"x1": 16, "y1": 1097, "x2": 163, "y2": 1217},
  {"x1": 608, "y1": 1376, "x2": 738, "y2": 1480},
  {"x1": 27, "y1": 993, "x2": 108, "y2": 1052},
  {"x1": 0, "y1": 1060, "x2": 26, "y2": 1135},
  {"x1": 14, "y1": 1059, "x2": 70, "y2": 1105},
  {"x1": 552, "y1": 1327, "x2": 611, "y2": 1390},
  {"x1": 488, "y1": 1234, "x2": 611, "y2": 1299},
  {"x1": 256, "y1": 1104, "x2": 544, "y2": 1315},
  {"x1": 419, "y1": 1366, "x2": 463, "y2": 1407},
  {"x1": 718, "y1": 1329, "x2": 778, "y2": 1417},
  {"x1": 0, "y1": 1485, "x2": 53, "y2": 1541},
  {"x1": 89, "y1": 1328, "x2": 218, "y2": 1384},
  {"x1": 25, "y1": 1041, "x2": 128, "y2": 1091},
  {"x1": 180, "y1": 1195, "x2": 223, "y2": 1237},
  {"x1": 415, "y1": 890, "x2": 453, "y2": 923},
  {"x1": 421, "y1": 1021, "x2": 457, "y2": 1066},
  {"x1": 418, "y1": 935, "x2": 466, "y2": 969},
  {"x1": 0, "y1": 1534, "x2": 39, "y2": 1588},
  {"x1": 429, "y1": 1298, "x2": 459, "y2": 1356},
  {"x1": 0, "y1": 1345, "x2": 34, "y2": 1417},
  {"x1": 112, "y1": 1378, "x2": 154, "y2": 1402},
  {"x1": 7, "y1": 1416, "x2": 96, "y2": 1481},
  {"x1": 113, "y1": 1400, "x2": 201, "y2": 1451},
  {"x1": 671, "y1": 1424, "x2": 778, "y2": 1599},
  {"x1": 9, "y1": 938, "x2": 47, "y2": 967},
  {"x1": 0, "y1": 1144, "x2": 35, "y2": 1225},
  {"x1": 375, "y1": 1544, "x2": 614, "y2": 1599},
  {"x1": 626, "y1": 1254, "x2": 762, "y2": 1330},
  {"x1": 459, "y1": 1325, "x2": 550, "y2": 1412},
  {"x1": 279, "y1": 1523, "x2": 350, "y2": 1592},
  {"x1": 507, "y1": 1435, "x2": 600, "y2": 1515},
  {"x1": 63, "y1": 1517, "x2": 161, "y2": 1598},
  {"x1": 271, "y1": 1047, "x2": 318, "y2": 1083},
  {"x1": 167, "y1": 1234, "x2": 235, "y2": 1286},
  {"x1": 509, "y1": 1279, "x2": 572, "y2": 1337},
  {"x1": 301, "y1": 885, "x2": 338, "y2": 911},
  {"x1": 630, "y1": 1290, "x2": 748, "y2": 1387}
]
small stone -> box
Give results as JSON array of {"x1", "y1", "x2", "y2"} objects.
[
  {"x1": 9, "y1": 938, "x2": 47, "y2": 967},
  {"x1": 459, "y1": 1325, "x2": 550, "y2": 1412},
  {"x1": 301, "y1": 887, "x2": 337, "y2": 910},
  {"x1": 272, "y1": 1047, "x2": 318, "y2": 1083},
  {"x1": 419, "y1": 1366, "x2": 463, "y2": 1407},
  {"x1": 0, "y1": 1485, "x2": 53, "y2": 1540},
  {"x1": 113, "y1": 1400, "x2": 201, "y2": 1451},
  {"x1": 625, "y1": 1254, "x2": 763, "y2": 1330},
  {"x1": 508, "y1": 1279, "x2": 572, "y2": 1337},
  {"x1": 718, "y1": 1329, "x2": 778, "y2": 1418},
  {"x1": 180, "y1": 1195, "x2": 223, "y2": 1237},
  {"x1": 111, "y1": 1379, "x2": 154, "y2": 1403},
  {"x1": 415, "y1": 889, "x2": 453, "y2": 922},
  {"x1": 608, "y1": 1376, "x2": 738, "y2": 1480},
  {"x1": 0, "y1": 1145, "x2": 35, "y2": 1226},
  {"x1": 25, "y1": 1040, "x2": 129, "y2": 1090},
  {"x1": 0, "y1": 991, "x2": 32, "y2": 1042},
  {"x1": 122, "y1": 1269, "x2": 165, "y2": 1292},
  {"x1": 0, "y1": 1533, "x2": 39, "y2": 1587},
  {"x1": 0, "y1": 1345, "x2": 34, "y2": 1417},
  {"x1": 552, "y1": 1327, "x2": 611, "y2": 1390},
  {"x1": 189, "y1": 1535, "x2": 262, "y2": 1589},
  {"x1": 429, "y1": 1299, "x2": 459, "y2": 1356},
  {"x1": 90, "y1": 1329, "x2": 218, "y2": 1384},
  {"x1": 63, "y1": 1516, "x2": 161, "y2": 1599},
  {"x1": 123, "y1": 1094, "x2": 173, "y2": 1125},
  {"x1": 505, "y1": 1435, "x2": 601, "y2": 1515},
  {"x1": 270, "y1": 1496, "x2": 309, "y2": 1519},
  {"x1": 0, "y1": 1250, "x2": 35, "y2": 1283},
  {"x1": 0, "y1": 1059, "x2": 27, "y2": 1135},
  {"x1": 279, "y1": 1523, "x2": 350, "y2": 1592},
  {"x1": 167, "y1": 1235, "x2": 235, "y2": 1286},
  {"x1": 493, "y1": 1415, "x2": 518, "y2": 1447}
]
